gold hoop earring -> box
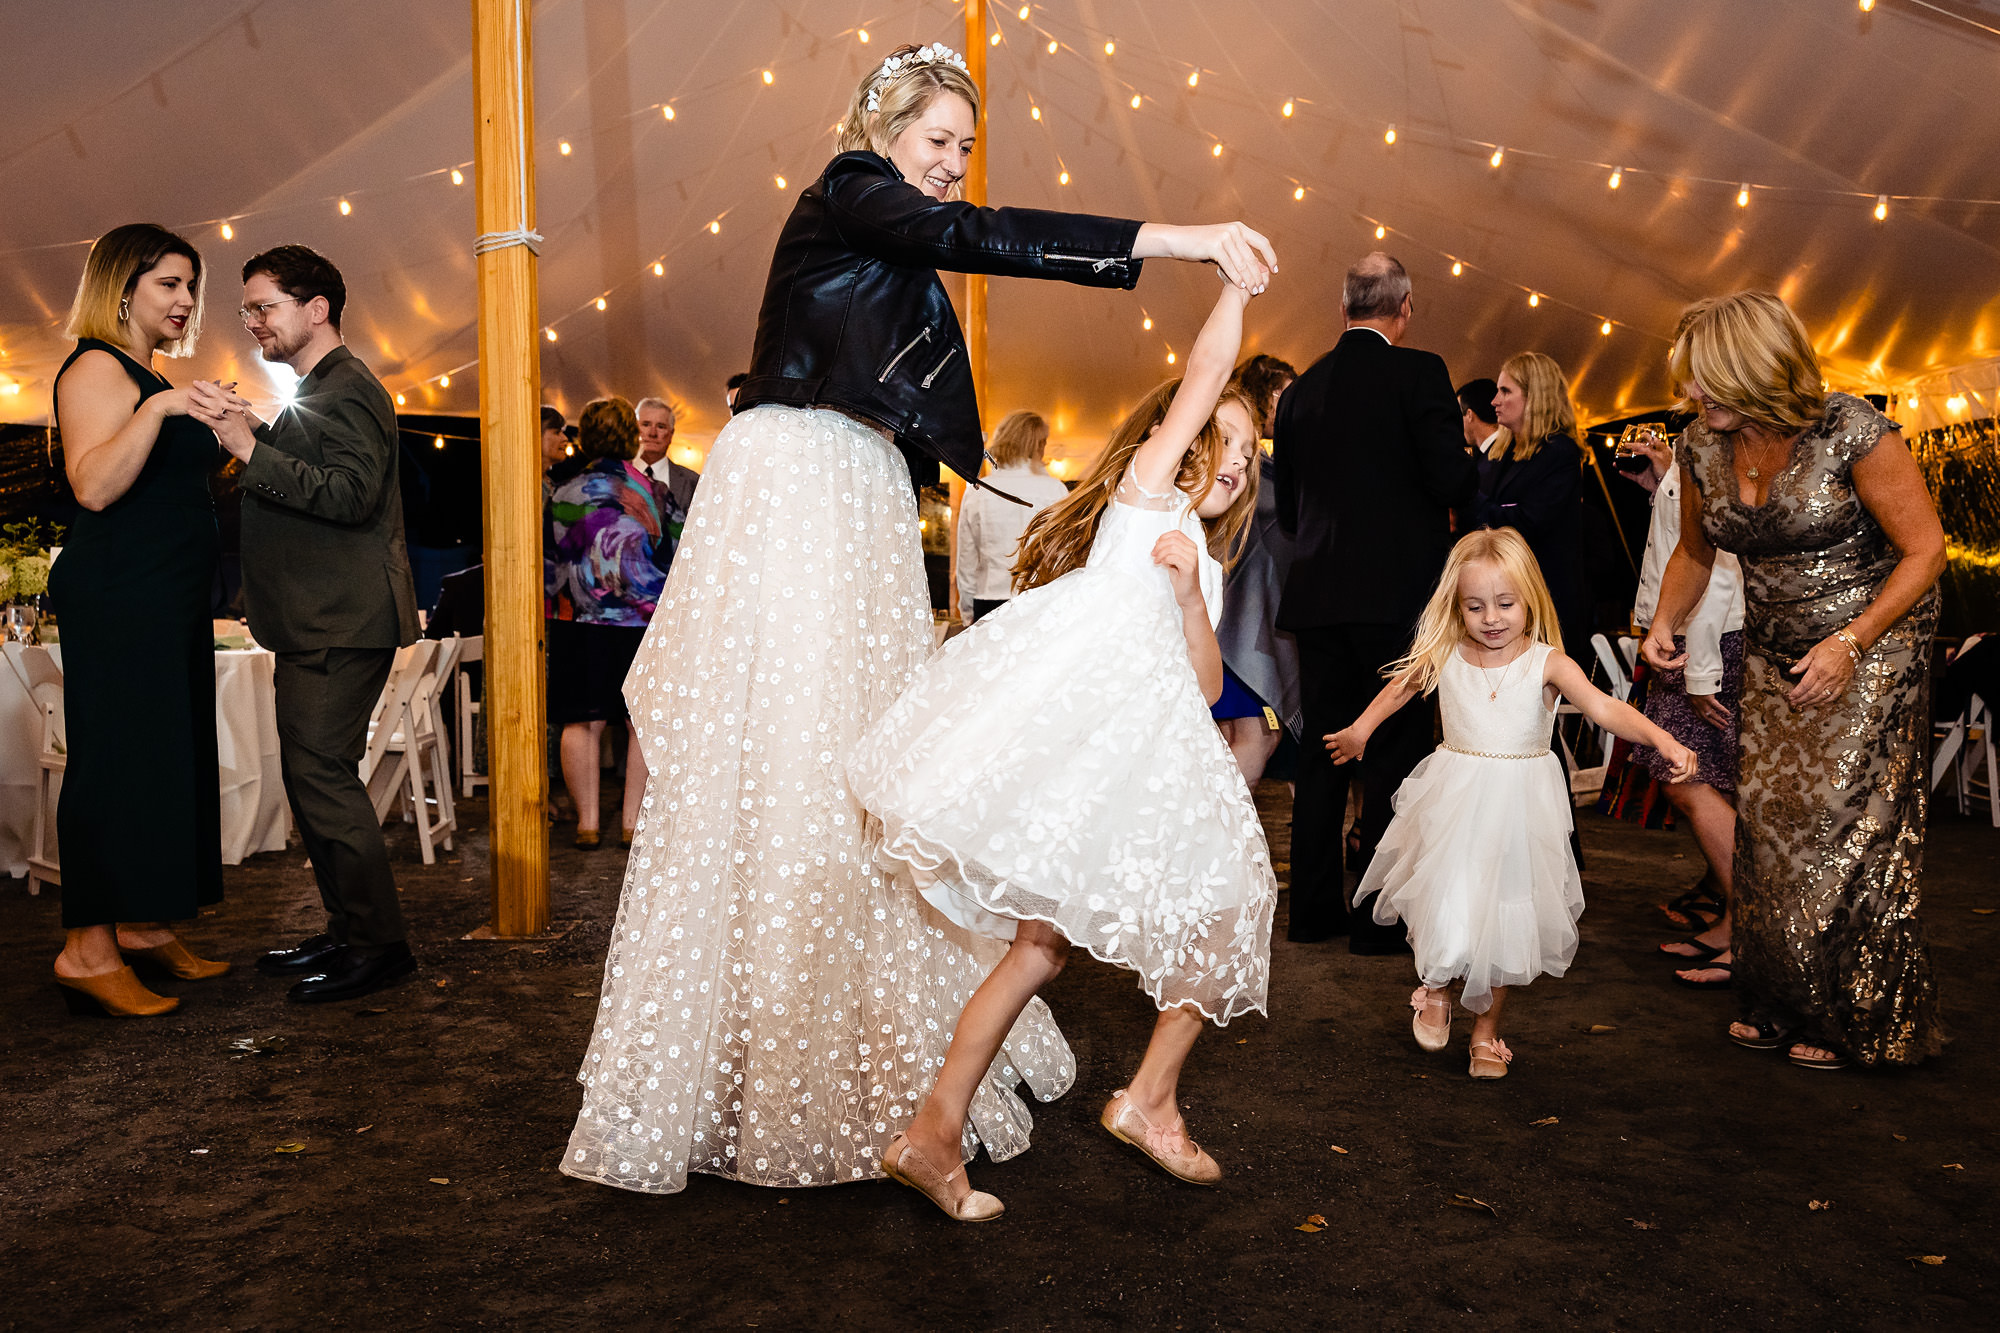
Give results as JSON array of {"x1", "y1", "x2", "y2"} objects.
[{"x1": 118, "y1": 296, "x2": 130, "y2": 322}]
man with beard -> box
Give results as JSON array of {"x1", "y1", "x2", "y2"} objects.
[{"x1": 189, "y1": 245, "x2": 420, "y2": 1003}]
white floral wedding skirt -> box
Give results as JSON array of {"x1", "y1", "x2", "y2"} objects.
[{"x1": 563, "y1": 406, "x2": 1074, "y2": 1195}]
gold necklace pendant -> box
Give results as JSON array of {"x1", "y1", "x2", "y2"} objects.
[{"x1": 1746, "y1": 465, "x2": 1761, "y2": 480}]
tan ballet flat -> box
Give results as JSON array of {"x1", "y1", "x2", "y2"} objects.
[
  {"x1": 1469, "y1": 1037, "x2": 1513, "y2": 1080},
  {"x1": 1100, "y1": 1089, "x2": 1222, "y2": 1185},
  {"x1": 56, "y1": 965, "x2": 179, "y2": 1017},
  {"x1": 882, "y1": 1133, "x2": 1004, "y2": 1222},
  {"x1": 1411, "y1": 986, "x2": 1451, "y2": 1053},
  {"x1": 123, "y1": 938, "x2": 230, "y2": 980}
]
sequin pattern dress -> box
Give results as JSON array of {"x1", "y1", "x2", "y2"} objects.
[
  {"x1": 564, "y1": 406, "x2": 1074, "y2": 1194},
  {"x1": 1677, "y1": 393, "x2": 1941, "y2": 1065}
]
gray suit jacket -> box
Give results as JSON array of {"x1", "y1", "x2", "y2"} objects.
[{"x1": 239, "y1": 345, "x2": 420, "y2": 653}]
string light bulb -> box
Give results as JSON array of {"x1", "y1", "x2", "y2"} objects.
[
  {"x1": 1860, "y1": 0, "x2": 1876, "y2": 10},
  {"x1": 1058, "y1": 168, "x2": 1070, "y2": 185},
  {"x1": 338, "y1": 198, "x2": 352, "y2": 215},
  {"x1": 0, "y1": 383, "x2": 18, "y2": 396},
  {"x1": 1947, "y1": 394, "x2": 1967, "y2": 413},
  {"x1": 1282, "y1": 100, "x2": 1295, "y2": 118},
  {"x1": 1017, "y1": 4, "x2": 1030, "y2": 18},
  {"x1": 1375, "y1": 224, "x2": 1387, "y2": 239},
  {"x1": 545, "y1": 328, "x2": 558, "y2": 341},
  {"x1": 1212, "y1": 142, "x2": 1223, "y2": 157},
  {"x1": 433, "y1": 436, "x2": 446, "y2": 451},
  {"x1": 774, "y1": 174, "x2": 787, "y2": 189},
  {"x1": 1187, "y1": 70, "x2": 1199, "y2": 88},
  {"x1": 1293, "y1": 185, "x2": 1306, "y2": 201},
  {"x1": 709, "y1": 219, "x2": 721, "y2": 234},
  {"x1": 1166, "y1": 350, "x2": 1177, "y2": 365},
  {"x1": 450, "y1": 168, "x2": 464, "y2": 186},
  {"x1": 663, "y1": 105, "x2": 675, "y2": 121},
  {"x1": 1608, "y1": 166, "x2": 1622, "y2": 190},
  {"x1": 858, "y1": 28, "x2": 869, "y2": 43},
  {"x1": 1383, "y1": 124, "x2": 1396, "y2": 144},
  {"x1": 1046, "y1": 39, "x2": 1058, "y2": 54},
  {"x1": 595, "y1": 297, "x2": 607, "y2": 311},
  {"x1": 559, "y1": 140, "x2": 572, "y2": 156},
  {"x1": 653, "y1": 261, "x2": 665, "y2": 276},
  {"x1": 439, "y1": 374, "x2": 450, "y2": 387},
  {"x1": 761, "y1": 69, "x2": 774, "y2": 85},
  {"x1": 395, "y1": 392, "x2": 406, "y2": 406},
  {"x1": 1130, "y1": 93, "x2": 1142, "y2": 109},
  {"x1": 1451, "y1": 260, "x2": 1463, "y2": 276},
  {"x1": 1737, "y1": 183, "x2": 1751, "y2": 207},
  {"x1": 1031, "y1": 105, "x2": 1041, "y2": 120},
  {"x1": 1874, "y1": 194, "x2": 1889, "y2": 220},
  {"x1": 1601, "y1": 320, "x2": 1613, "y2": 336},
  {"x1": 990, "y1": 31, "x2": 1000, "y2": 45},
  {"x1": 220, "y1": 222, "x2": 234, "y2": 241},
  {"x1": 1104, "y1": 40, "x2": 1115, "y2": 55},
  {"x1": 1142, "y1": 315, "x2": 1153, "y2": 330},
  {"x1": 1489, "y1": 146, "x2": 1504, "y2": 168},
  {"x1": 1528, "y1": 292, "x2": 1541, "y2": 307}
]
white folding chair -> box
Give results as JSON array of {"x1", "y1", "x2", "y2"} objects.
[
  {"x1": 1588, "y1": 632, "x2": 1635, "y2": 765},
  {"x1": 456, "y1": 634, "x2": 487, "y2": 798},
  {"x1": 1933, "y1": 691, "x2": 1998, "y2": 828},
  {"x1": 11, "y1": 646, "x2": 66, "y2": 895},
  {"x1": 1616, "y1": 635, "x2": 1639, "y2": 676},
  {"x1": 360, "y1": 640, "x2": 455, "y2": 863}
]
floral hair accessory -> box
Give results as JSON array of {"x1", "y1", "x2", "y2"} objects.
[{"x1": 864, "y1": 42, "x2": 970, "y2": 114}]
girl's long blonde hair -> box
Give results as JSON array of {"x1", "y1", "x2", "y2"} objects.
[
  {"x1": 836, "y1": 44, "x2": 981, "y2": 160},
  {"x1": 1012, "y1": 379, "x2": 1257, "y2": 591},
  {"x1": 1493, "y1": 351, "x2": 1577, "y2": 462},
  {"x1": 1386, "y1": 527, "x2": 1561, "y2": 695}
]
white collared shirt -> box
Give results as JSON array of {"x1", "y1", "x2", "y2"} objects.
[
  {"x1": 954, "y1": 464, "x2": 1071, "y2": 606},
  {"x1": 1633, "y1": 462, "x2": 1745, "y2": 695}
]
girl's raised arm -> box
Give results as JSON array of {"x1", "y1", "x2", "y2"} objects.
[
  {"x1": 1544, "y1": 652, "x2": 1698, "y2": 781},
  {"x1": 1129, "y1": 282, "x2": 1253, "y2": 493},
  {"x1": 1324, "y1": 675, "x2": 1419, "y2": 765}
]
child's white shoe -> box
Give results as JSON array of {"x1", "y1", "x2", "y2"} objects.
[{"x1": 1410, "y1": 987, "x2": 1451, "y2": 1053}]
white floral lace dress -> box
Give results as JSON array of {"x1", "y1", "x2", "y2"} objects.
[
  {"x1": 564, "y1": 405, "x2": 1075, "y2": 1196},
  {"x1": 847, "y1": 470, "x2": 1277, "y2": 1024}
]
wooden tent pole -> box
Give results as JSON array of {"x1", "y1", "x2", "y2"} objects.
[
  {"x1": 963, "y1": 0, "x2": 989, "y2": 421},
  {"x1": 470, "y1": 0, "x2": 550, "y2": 936}
]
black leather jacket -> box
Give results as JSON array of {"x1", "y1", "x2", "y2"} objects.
[{"x1": 736, "y1": 151, "x2": 1144, "y2": 488}]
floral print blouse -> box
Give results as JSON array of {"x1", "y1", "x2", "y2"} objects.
[{"x1": 545, "y1": 456, "x2": 669, "y2": 627}]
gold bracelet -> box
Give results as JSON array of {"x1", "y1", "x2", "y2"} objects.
[{"x1": 1833, "y1": 628, "x2": 1863, "y2": 666}]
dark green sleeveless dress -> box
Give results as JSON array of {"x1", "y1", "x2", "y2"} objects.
[{"x1": 47, "y1": 339, "x2": 223, "y2": 927}]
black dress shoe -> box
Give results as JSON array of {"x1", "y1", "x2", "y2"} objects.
[
  {"x1": 287, "y1": 943, "x2": 418, "y2": 1004},
  {"x1": 256, "y1": 933, "x2": 343, "y2": 977}
]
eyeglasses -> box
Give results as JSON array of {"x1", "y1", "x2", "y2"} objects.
[{"x1": 238, "y1": 297, "x2": 302, "y2": 326}]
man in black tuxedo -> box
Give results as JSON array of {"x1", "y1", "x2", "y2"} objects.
[
  {"x1": 1272, "y1": 253, "x2": 1478, "y2": 950},
  {"x1": 1458, "y1": 377, "x2": 1502, "y2": 497}
]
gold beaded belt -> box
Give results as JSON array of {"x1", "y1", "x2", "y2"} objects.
[{"x1": 1443, "y1": 744, "x2": 1551, "y2": 760}]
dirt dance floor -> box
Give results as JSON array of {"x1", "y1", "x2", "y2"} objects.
[{"x1": 3, "y1": 785, "x2": 1994, "y2": 1331}]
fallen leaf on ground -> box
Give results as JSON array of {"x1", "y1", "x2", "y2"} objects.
[
  {"x1": 1530, "y1": 1117, "x2": 1559, "y2": 1127},
  {"x1": 1627, "y1": 1218, "x2": 1656, "y2": 1230},
  {"x1": 1907, "y1": 1255, "x2": 1946, "y2": 1265},
  {"x1": 532, "y1": 949, "x2": 548, "y2": 955},
  {"x1": 1808, "y1": 1200, "x2": 1833, "y2": 1211},
  {"x1": 435, "y1": 979, "x2": 449, "y2": 988},
  {"x1": 1235, "y1": 1038, "x2": 1247, "y2": 1045},
  {"x1": 274, "y1": 1142, "x2": 305, "y2": 1154},
  {"x1": 363, "y1": 1007, "x2": 390, "y2": 1015},
  {"x1": 572, "y1": 992, "x2": 595, "y2": 999},
  {"x1": 190, "y1": 1149, "x2": 209, "y2": 1155},
  {"x1": 1412, "y1": 1074, "x2": 1427, "y2": 1079},
  {"x1": 1587, "y1": 1024, "x2": 1617, "y2": 1034},
  {"x1": 1294, "y1": 1220, "x2": 1324, "y2": 1233},
  {"x1": 355, "y1": 1125, "x2": 374, "y2": 1134},
  {"x1": 229, "y1": 1034, "x2": 289, "y2": 1057},
  {"x1": 429, "y1": 1177, "x2": 450, "y2": 1185},
  {"x1": 1329, "y1": 1145, "x2": 1349, "y2": 1155},
  {"x1": 1448, "y1": 1194, "x2": 1497, "y2": 1216},
  {"x1": 1942, "y1": 1163, "x2": 1964, "y2": 1170},
  {"x1": 1972, "y1": 908, "x2": 1995, "y2": 916},
  {"x1": 1892, "y1": 1133, "x2": 1907, "y2": 1142}
]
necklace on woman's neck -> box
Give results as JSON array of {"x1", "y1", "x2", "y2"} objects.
[{"x1": 1738, "y1": 427, "x2": 1797, "y2": 481}]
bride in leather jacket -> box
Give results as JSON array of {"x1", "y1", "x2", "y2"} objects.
[{"x1": 564, "y1": 40, "x2": 1277, "y2": 1199}]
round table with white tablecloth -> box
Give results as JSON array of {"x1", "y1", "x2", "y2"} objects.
[{"x1": 0, "y1": 643, "x2": 291, "y2": 880}]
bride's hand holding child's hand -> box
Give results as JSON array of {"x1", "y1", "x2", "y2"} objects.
[{"x1": 1151, "y1": 531, "x2": 1203, "y2": 608}]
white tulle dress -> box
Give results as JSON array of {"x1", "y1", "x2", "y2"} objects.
[
  {"x1": 847, "y1": 470, "x2": 1277, "y2": 1025},
  {"x1": 1357, "y1": 640, "x2": 1584, "y2": 1013},
  {"x1": 563, "y1": 406, "x2": 1075, "y2": 1195}
]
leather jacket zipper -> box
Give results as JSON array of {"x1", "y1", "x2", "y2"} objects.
[
  {"x1": 1044, "y1": 253, "x2": 1122, "y2": 272},
  {"x1": 920, "y1": 346, "x2": 959, "y2": 388},
  {"x1": 877, "y1": 327, "x2": 933, "y2": 382}
]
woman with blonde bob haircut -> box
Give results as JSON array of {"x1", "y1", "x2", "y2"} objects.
[
  {"x1": 954, "y1": 409, "x2": 1065, "y2": 622},
  {"x1": 1644, "y1": 289, "x2": 1947, "y2": 1071},
  {"x1": 46, "y1": 222, "x2": 231, "y2": 1018},
  {"x1": 1478, "y1": 350, "x2": 1587, "y2": 662},
  {"x1": 565, "y1": 36, "x2": 1279, "y2": 1205}
]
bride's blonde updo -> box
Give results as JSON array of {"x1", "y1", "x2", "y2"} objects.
[{"x1": 836, "y1": 42, "x2": 980, "y2": 157}]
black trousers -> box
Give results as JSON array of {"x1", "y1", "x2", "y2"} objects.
[
  {"x1": 274, "y1": 646, "x2": 406, "y2": 950},
  {"x1": 1289, "y1": 624, "x2": 1436, "y2": 944}
]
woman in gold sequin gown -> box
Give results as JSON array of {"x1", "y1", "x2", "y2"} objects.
[{"x1": 1643, "y1": 292, "x2": 1946, "y2": 1070}]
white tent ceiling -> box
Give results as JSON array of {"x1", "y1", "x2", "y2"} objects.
[{"x1": 4, "y1": 0, "x2": 1999, "y2": 463}]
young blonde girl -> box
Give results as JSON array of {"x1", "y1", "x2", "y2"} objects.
[
  {"x1": 846, "y1": 278, "x2": 1276, "y2": 1220},
  {"x1": 1327, "y1": 528, "x2": 1696, "y2": 1078}
]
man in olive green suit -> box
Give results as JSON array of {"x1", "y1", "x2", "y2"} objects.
[{"x1": 191, "y1": 245, "x2": 420, "y2": 1003}]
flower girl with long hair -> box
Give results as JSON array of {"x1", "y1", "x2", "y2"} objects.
[
  {"x1": 1327, "y1": 528, "x2": 1696, "y2": 1078},
  {"x1": 848, "y1": 278, "x2": 1276, "y2": 1220}
]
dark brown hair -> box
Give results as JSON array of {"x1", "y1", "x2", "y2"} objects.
[
  {"x1": 577, "y1": 396, "x2": 641, "y2": 463},
  {"x1": 242, "y1": 244, "x2": 347, "y2": 330}
]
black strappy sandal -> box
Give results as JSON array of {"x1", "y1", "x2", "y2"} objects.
[
  {"x1": 1659, "y1": 937, "x2": 1725, "y2": 965},
  {"x1": 1728, "y1": 1017, "x2": 1798, "y2": 1051},
  {"x1": 1673, "y1": 959, "x2": 1733, "y2": 990},
  {"x1": 1659, "y1": 885, "x2": 1724, "y2": 931}
]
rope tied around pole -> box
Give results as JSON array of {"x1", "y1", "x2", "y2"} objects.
[
  {"x1": 474, "y1": 0, "x2": 541, "y2": 261},
  {"x1": 475, "y1": 228, "x2": 544, "y2": 256}
]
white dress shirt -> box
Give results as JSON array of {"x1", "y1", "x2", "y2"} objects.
[
  {"x1": 955, "y1": 464, "x2": 1071, "y2": 608},
  {"x1": 1632, "y1": 461, "x2": 1745, "y2": 696}
]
